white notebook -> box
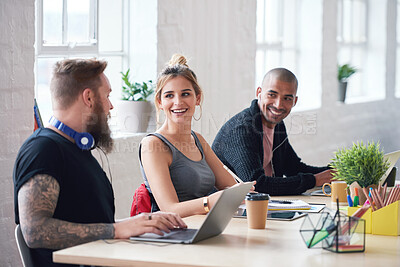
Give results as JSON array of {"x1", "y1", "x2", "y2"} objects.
[{"x1": 268, "y1": 199, "x2": 311, "y2": 210}]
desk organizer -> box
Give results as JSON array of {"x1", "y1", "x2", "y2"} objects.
[
  {"x1": 347, "y1": 200, "x2": 400, "y2": 236},
  {"x1": 300, "y1": 208, "x2": 365, "y2": 253},
  {"x1": 371, "y1": 200, "x2": 400, "y2": 236},
  {"x1": 348, "y1": 206, "x2": 372, "y2": 234}
]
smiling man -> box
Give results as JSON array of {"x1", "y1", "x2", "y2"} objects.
[{"x1": 212, "y1": 68, "x2": 333, "y2": 195}]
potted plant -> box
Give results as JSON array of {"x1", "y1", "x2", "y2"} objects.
[
  {"x1": 116, "y1": 69, "x2": 154, "y2": 133},
  {"x1": 337, "y1": 63, "x2": 357, "y2": 102},
  {"x1": 329, "y1": 141, "x2": 390, "y2": 204}
]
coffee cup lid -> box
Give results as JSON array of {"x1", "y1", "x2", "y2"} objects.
[{"x1": 245, "y1": 192, "x2": 270, "y2": 201}]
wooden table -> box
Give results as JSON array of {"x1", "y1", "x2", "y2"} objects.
[{"x1": 53, "y1": 195, "x2": 400, "y2": 267}]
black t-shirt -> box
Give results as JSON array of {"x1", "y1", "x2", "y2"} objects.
[{"x1": 13, "y1": 128, "x2": 115, "y2": 267}]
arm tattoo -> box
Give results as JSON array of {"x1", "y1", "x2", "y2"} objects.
[{"x1": 18, "y1": 174, "x2": 115, "y2": 250}]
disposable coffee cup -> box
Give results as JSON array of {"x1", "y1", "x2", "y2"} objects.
[{"x1": 245, "y1": 192, "x2": 270, "y2": 229}]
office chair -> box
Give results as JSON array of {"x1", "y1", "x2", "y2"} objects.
[{"x1": 15, "y1": 225, "x2": 34, "y2": 267}]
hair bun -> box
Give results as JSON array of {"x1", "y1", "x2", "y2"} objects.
[{"x1": 168, "y1": 54, "x2": 189, "y2": 68}]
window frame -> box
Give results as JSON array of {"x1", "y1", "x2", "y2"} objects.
[
  {"x1": 256, "y1": 0, "x2": 322, "y2": 112},
  {"x1": 36, "y1": 0, "x2": 99, "y2": 56},
  {"x1": 35, "y1": 0, "x2": 130, "y2": 126},
  {"x1": 337, "y1": 0, "x2": 368, "y2": 45}
]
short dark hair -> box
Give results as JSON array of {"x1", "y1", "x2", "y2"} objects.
[
  {"x1": 262, "y1": 68, "x2": 298, "y2": 90},
  {"x1": 50, "y1": 58, "x2": 107, "y2": 109}
]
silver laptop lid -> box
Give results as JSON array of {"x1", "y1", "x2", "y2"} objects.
[{"x1": 191, "y1": 182, "x2": 253, "y2": 243}]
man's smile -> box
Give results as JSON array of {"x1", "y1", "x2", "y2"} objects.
[{"x1": 267, "y1": 106, "x2": 285, "y2": 116}]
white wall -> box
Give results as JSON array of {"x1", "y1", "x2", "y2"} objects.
[
  {"x1": 0, "y1": 0, "x2": 35, "y2": 266},
  {"x1": 157, "y1": 0, "x2": 257, "y2": 143}
]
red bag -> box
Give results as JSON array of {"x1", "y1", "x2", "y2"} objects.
[{"x1": 130, "y1": 183, "x2": 151, "y2": 216}]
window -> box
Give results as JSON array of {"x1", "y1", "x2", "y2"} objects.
[
  {"x1": 37, "y1": 0, "x2": 98, "y2": 55},
  {"x1": 337, "y1": 0, "x2": 386, "y2": 103},
  {"x1": 256, "y1": 0, "x2": 323, "y2": 111},
  {"x1": 35, "y1": 0, "x2": 128, "y2": 125}
]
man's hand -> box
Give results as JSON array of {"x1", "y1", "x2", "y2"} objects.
[
  {"x1": 114, "y1": 212, "x2": 187, "y2": 239},
  {"x1": 314, "y1": 169, "x2": 335, "y2": 187}
]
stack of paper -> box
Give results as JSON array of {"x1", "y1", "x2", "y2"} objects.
[{"x1": 268, "y1": 199, "x2": 311, "y2": 210}]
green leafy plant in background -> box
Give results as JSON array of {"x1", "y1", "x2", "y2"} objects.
[
  {"x1": 329, "y1": 141, "x2": 390, "y2": 188},
  {"x1": 120, "y1": 69, "x2": 154, "y2": 101},
  {"x1": 337, "y1": 64, "x2": 357, "y2": 82}
]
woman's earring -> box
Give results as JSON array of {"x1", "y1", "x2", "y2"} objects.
[{"x1": 193, "y1": 105, "x2": 202, "y2": 121}]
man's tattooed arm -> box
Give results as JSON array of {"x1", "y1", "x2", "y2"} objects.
[{"x1": 18, "y1": 174, "x2": 115, "y2": 250}]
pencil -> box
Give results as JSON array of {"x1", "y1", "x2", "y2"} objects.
[
  {"x1": 223, "y1": 165, "x2": 244, "y2": 183},
  {"x1": 386, "y1": 187, "x2": 395, "y2": 206},
  {"x1": 363, "y1": 187, "x2": 376, "y2": 211},
  {"x1": 384, "y1": 187, "x2": 392, "y2": 206},
  {"x1": 373, "y1": 189, "x2": 383, "y2": 209},
  {"x1": 374, "y1": 189, "x2": 384, "y2": 209},
  {"x1": 382, "y1": 183, "x2": 387, "y2": 205},
  {"x1": 393, "y1": 188, "x2": 400, "y2": 204},
  {"x1": 388, "y1": 187, "x2": 400, "y2": 205}
]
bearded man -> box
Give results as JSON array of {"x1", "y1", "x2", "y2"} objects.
[
  {"x1": 212, "y1": 68, "x2": 333, "y2": 196},
  {"x1": 13, "y1": 59, "x2": 186, "y2": 267}
]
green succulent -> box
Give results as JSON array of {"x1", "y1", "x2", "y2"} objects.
[
  {"x1": 337, "y1": 64, "x2": 357, "y2": 82},
  {"x1": 120, "y1": 69, "x2": 154, "y2": 101},
  {"x1": 329, "y1": 141, "x2": 389, "y2": 188}
]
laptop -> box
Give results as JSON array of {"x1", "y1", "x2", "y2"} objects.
[
  {"x1": 380, "y1": 150, "x2": 400, "y2": 185},
  {"x1": 130, "y1": 182, "x2": 253, "y2": 244}
]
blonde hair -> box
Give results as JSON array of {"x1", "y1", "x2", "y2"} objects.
[{"x1": 155, "y1": 54, "x2": 203, "y2": 123}]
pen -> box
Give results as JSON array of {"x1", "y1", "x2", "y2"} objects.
[
  {"x1": 306, "y1": 223, "x2": 336, "y2": 248},
  {"x1": 353, "y1": 187, "x2": 359, "y2": 207},
  {"x1": 223, "y1": 165, "x2": 244, "y2": 183},
  {"x1": 270, "y1": 200, "x2": 292, "y2": 204},
  {"x1": 346, "y1": 187, "x2": 353, "y2": 207}
]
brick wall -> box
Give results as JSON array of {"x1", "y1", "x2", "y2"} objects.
[{"x1": 0, "y1": 0, "x2": 35, "y2": 266}]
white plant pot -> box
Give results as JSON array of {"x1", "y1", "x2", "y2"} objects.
[{"x1": 115, "y1": 100, "x2": 152, "y2": 133}]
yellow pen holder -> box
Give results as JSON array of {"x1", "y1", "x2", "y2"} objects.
[
  {"x1": 347, "y1": 207, "x2": 372, "y2": 234},
  {"x1": 371, "y1": 200, "x2": 400, "y2": 236}
]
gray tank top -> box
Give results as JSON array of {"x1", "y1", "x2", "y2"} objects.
[{"x1": 139, "y1": 131, "x2": 216, "y2": 204}]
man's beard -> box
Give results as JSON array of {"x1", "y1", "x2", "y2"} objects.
[{"x1": 86, "y1": 101, "x2": 114, "y2": 153}]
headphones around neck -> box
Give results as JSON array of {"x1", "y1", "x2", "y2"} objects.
[{"x1": 49, "y1": 116, "x2": 95, "y2": 150}]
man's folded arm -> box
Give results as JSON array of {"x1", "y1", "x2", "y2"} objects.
[
  {"x1": 218, "y1": 139, "x2": 316, "y2": 195},
  {"x1": 281, "y1": 140, "x2": 329, "y2": 176},
  {"x1": 252, "y1": 172, "x2": 316, "y2": 196}
]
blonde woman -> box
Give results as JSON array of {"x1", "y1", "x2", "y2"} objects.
[{"x1": 140, "y1": 54, "x2": 244, "y2": 218}]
